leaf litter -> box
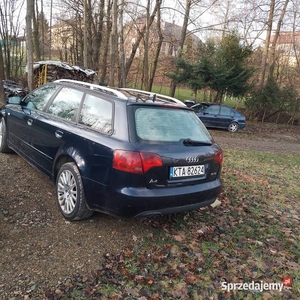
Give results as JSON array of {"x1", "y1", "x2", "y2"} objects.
[{"x1": 41, "y1": 148, "x2": 299, "y2": 300}]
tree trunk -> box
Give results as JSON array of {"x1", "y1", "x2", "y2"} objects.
[
  {"x1": 221, "y1": 0, "x2": 230, "y2": 39},
  {"x1": 0, "y1": 45, "x2": 5, "y2": 80},
  {"x1": 49, "y1": 0, "x2": 53, "y2": 59},
  {"x1": 269, "y1": 0, "x2": 290, "y2": 78},
  {"x1": 0, "y1": 45, "x2": 5, "y2": 105},
  {"x1": 93, "y1": 0, "x2": 105, "y2": 72},
  {"x1": 33, "y1": 0, "x2": 41, "y2": 61},
  {"x1": 125, "y1": 2, "x2": 158, "y2": 78},
  {"x1": 170, "y1": 0, "x2": 191, "y2": 97},
  {"x1": 83, "y1": 0, "x2": 88, "y2": 67},
  {"x1": 87, "y1": 0, "x2": 93, "y2": 68},
  {"x1": 118, "y1": 0, "x2": 126, "y2": 87},
  {"x1": 259, "y1": 0, "x2": 275, "y2": 88},
  {"x1": 26, "y1": 0, "x2": 35, "y2": 91},
  {"x1": 143, "y1": 0, "x2": 151, "y2": 91},
  {"x1": 99, "y1": 1, "x2": 112, "y2": 84},
  {"x1": 109, "y1": 0, "x2": 118, "y2": 86},
  {"x1": 149, "y1": 0, "x2": 163, "y2": 91},
  {"x1": 41, "y1": 0, "x2": 45, "y2": 60}
]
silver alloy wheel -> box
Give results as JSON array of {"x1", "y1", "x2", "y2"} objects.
[
  {"x1": 228, "y1": 122, "x2": 238, "y2": 132},
  {"x1": 57, "y1": 169, "x2": 78, "y2": 214}
]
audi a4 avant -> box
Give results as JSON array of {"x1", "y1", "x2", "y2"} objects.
[{"x1": 0, "y1": 80, "x2": 223, "y2": 221}]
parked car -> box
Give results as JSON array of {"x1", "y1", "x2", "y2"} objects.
[
  {"x1": 192, "y1": 102, "x2": 246, "y2": 132},
  {"x1": 0, "y1": 80, "x2": 223, "y2": 221}
]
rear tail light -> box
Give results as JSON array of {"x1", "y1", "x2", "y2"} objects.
[
  {"x1": 214, "y1": 149, "x2": 223, "y2": 165},
  {"x1": 113, "y1": 150, "x2": 163, "y2": 174}
]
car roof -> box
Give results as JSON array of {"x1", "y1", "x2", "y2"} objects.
[
  {"x1": 54, "y1": 79, "x2": 186, "y2": 107},
  {"x1": 193, "y1": 102, "x2": 233, "y2": 108}
]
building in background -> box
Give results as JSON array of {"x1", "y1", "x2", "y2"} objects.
[{"x1": 270, "y1": 31, "x2": 300, "y2": 66}]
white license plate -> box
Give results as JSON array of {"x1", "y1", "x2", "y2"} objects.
[{"x1": 170, "y1": 165, "x2": 205, "y2": 178}]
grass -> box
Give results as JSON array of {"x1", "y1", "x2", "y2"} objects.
[{"x1": 47, "y1": 149, "x2": 300, "y2": 299}]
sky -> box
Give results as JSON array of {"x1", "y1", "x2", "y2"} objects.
[{"x1": 11, "y1": 0, "x2": 265, "y2": 46}]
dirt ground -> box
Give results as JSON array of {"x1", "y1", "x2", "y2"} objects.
[
  {"x1": 0, "y1": 157, "x2": 152, "y2": 298},
  {"x1": 0, "y1": 122, "x2": 299, "y2": 298}
]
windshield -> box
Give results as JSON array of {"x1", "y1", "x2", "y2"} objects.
[{"x1": 130, "y1": 106, "x2": 212, "y2": 144}]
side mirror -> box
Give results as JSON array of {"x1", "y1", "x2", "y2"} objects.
[{"x1": 7, "y1": 96, "x2": 22, "y2": 104}]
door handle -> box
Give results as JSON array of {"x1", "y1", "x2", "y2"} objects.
[
  {"x1": 27, "y1": 119, "x2": 33, "y2": 126},
  {"x1": 55, "y1": 130, "x2": 63, "y2": 139}
]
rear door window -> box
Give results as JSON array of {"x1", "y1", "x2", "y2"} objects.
[
  {"x1": 133, "y1": 107, "x2": 211, "y2": 143},
  {"x1": 205, "y1": 105, "x2": 220, "y2": 115},
  {"x1": 79, "y1": 94, "x2": 113, "y2": 134}
]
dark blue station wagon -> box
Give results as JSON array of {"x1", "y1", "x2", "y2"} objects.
[{"x1": 0, "y1": 80, "x2": 223, "y2": 220}]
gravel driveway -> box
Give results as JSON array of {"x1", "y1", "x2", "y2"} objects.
[
  {"x1": 0, "y1": 122, "x2": 299, "y2": 298},
  {"x1": 0, "y1": 153, "x2": 152, "y2": 297}
]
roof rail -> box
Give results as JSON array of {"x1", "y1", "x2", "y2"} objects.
[
  {"x1": 119, "y1": 88, "x2": 185, "y2": 106},
  {"x1": 54, "y1": 79, "x2": 127, "y2": 99}
]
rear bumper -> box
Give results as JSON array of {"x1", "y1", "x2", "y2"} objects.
[
  {"x1": 134, "y1": 197, "x2": 216, "y2": 218},
  {"x1": 86, "y1": 178, "x2": 222, "y2": 218},
  {"x1": 239, "y1": 122, "x2": 246, "y2": 129}
]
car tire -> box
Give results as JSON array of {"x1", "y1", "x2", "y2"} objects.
[
  {"x1": 0, "y1": 118, "x2": 12, "y2": 153},
  {"x1": 228, "y1": 122, "x2": 239, "y2": 133},
  {"x1": 56, "y1": 162, "x2": 93, "y2": 221}
]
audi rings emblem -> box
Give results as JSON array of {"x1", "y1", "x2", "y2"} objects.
[{"x1": 186, "y1": 156, "x2": 199, "y2": 163}]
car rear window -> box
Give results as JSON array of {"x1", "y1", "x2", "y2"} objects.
[
  {"x1": 133, "y1": 107, "x2": 212, "y2": 143},
  {"x1": 220, "y1": 106, "x2": 234, "y2": 116}
]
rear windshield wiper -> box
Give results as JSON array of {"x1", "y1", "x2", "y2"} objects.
[{"x1": 182, "y1": 138, "x2": 212, "y2": 146}]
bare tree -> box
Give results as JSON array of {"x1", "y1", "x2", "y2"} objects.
[
  {"x1": 124, "y1": 1, "x2": 158, "y2": 78},
  {"x1": 258, "y1": 0, "x2": 290, "y2": 88},
  {"x1": 83, "y1": 0, "x2": 88, "y2": 67},
  {"x1": 0, "y1": 45, "x2": 5, "y2": 105},
  {"x1": 258, "y1": 0, "x2": 275, "y2": 88},
  {"x1": 149, "y1": 0, "x2": 163, "y2": 91},
  {"x1": 0, "y1": 42, "x2": 5, "y2": 80},
  {"x1": 291, "y1": 0, "x2": 300, "y2": 69},
  {"x1": 93, "y1": 0, "x2": 105, "y2": 74},
  {"x1": 26, "y1": 0, "x2": 35, "y2": 91},
  {"x1": 118, "y1": 0, "x2": 126, "y2": 87},
  {"x1": 109, "y1": 0, "x2": 118, "y2": 86},
  {"x1": 142, "y1": 0, "x2": 151, "y2": 90},
  {"x1": 33, "y1": 0, "x2": 41, "y2": 60},
  {"x1": 169, "y1": 0, "x2": 192, "y2": 97},
  {"x1": 0, "y1": 0, "x2": 26, "y2": 79},
  {"x1": 268, "y1": 0, "x2": 290, "y2": 77},
  {"x1": 83, "y1": 0, "x2": 93, "y2": 68}
]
